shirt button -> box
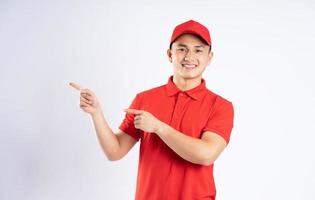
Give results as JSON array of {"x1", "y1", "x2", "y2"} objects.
[{"x1": 179, "y1": 93, "x2": 184, "y2": 96}]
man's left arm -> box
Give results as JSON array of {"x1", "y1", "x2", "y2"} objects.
[
  {"x1": 156, "y1": 123, "x2": 227, "y2": 166},
  {"x1": 124, "y1": 105, "x2": 233, "y2": 166}
]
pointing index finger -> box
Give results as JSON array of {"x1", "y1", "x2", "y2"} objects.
[
  {"x1": 69, "y1": 82, "x2": 82, "y2": 91},
  {"x1": 124, "y1": 108, "x2": 143, "y2": 115}
]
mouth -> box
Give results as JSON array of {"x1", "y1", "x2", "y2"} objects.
[{"x1": 182, "y1": 64, "x2": 197, "y2": 69}]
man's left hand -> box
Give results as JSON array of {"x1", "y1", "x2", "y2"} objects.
[{"x1": 123, "y1": 108, "x2": 164, "y2": 134}]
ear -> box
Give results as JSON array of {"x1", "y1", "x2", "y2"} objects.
[
  {"x1": 167, "y1": 49, "x2": 172, "y2": 63},
  {"x1": 207, "y1": 51, "x2": 213, "y2": 66}
]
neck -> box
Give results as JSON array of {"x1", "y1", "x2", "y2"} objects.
[{"x1": 172, "y1": 75, "x2": 202, "y2": 91}]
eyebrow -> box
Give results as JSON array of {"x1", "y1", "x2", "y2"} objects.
[{"x1": 176, "y1": 43, "x2": 205, "y2": 48}]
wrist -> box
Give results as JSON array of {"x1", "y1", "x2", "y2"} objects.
[
  {"x1": 155, "y1": 121, "x2": 169, "y2": 137},
  {"x1": 91, "y1": 108, "x2": 103, "y2": 118}
]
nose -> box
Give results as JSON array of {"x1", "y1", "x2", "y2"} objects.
[{"x1": 184, "y1": 50, "x2": 193, "y2": 61}]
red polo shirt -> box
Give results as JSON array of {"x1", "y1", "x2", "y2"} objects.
[{"x1": 119, "y1": 75, "x2": 234, "y2": 200}]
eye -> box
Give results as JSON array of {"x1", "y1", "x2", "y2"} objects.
[{"x1": 196, "y1": 49, "x2": 203, "y2": 53}]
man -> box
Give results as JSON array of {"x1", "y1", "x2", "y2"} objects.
[{"x1": 70, "y1": 19, "x2": 234, "y2": 200}]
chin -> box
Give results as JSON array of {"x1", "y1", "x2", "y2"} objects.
[
  {"x1": 173, "y1": 67, "x2": 203, "y2": 79},
  {"x1": 179, "y1": 73, "x2": 201, "y2": 80}
]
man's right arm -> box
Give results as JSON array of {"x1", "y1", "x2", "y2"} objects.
[{"x1": 91, "y1": 109, "x2": 138, "y2": 161}]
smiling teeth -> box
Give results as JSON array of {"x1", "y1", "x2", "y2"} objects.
[{"x1": 182, "y1": 64, "x2": 196, "y2": 68}]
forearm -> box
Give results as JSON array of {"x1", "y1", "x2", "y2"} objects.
[
  {"x1": 156, "y1": 122, "x2": 211, "y2": 166},
  {"x1": 90, "y1": 109, "x2": 120, "y2": 161}
]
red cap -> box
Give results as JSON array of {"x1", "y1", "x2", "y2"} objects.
[{"x1": 170, "y1": 20, "x2": 211, "y2": 46}]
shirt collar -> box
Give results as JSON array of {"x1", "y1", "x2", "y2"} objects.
[{"x1": 165, "y1": 75, "x2": 207, "y2": 101}]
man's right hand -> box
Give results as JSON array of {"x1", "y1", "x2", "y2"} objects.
[{"x1": 69, "y1": 82, "x2": 102, "y2": 115}]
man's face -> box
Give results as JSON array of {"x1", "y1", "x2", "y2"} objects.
[{"x1": 167, "y1": 33, "x2": 213, "y2": 80}]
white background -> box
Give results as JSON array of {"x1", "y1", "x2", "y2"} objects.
[{"x1": 1, "y1": 0, "x2": 315, "y2": 199}]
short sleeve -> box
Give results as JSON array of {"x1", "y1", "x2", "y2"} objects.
[
  {"x1": 118, "y1": 94, "x2": 142, "y2": 141},
  {"x1": 202, "y1": 100, "x2": 234, "y2": 145}
]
